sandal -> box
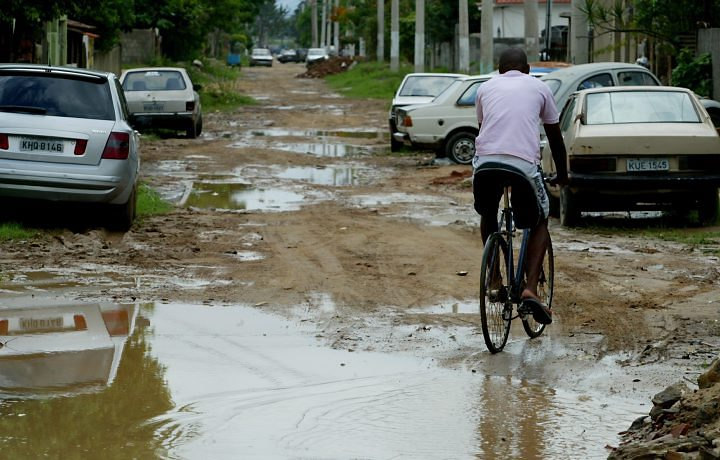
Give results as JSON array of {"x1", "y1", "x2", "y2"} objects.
[{"x1": 521, "y1": 296, "x2": 552, "y2": 325}]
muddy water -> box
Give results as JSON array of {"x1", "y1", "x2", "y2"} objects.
[{"x1": 0, "y1": 299, "x2": 649, "y2": 459}]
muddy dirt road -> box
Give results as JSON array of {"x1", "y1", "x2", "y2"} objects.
[{"x1": 0, "y1": 62, "x2": 718, "y2": 459}]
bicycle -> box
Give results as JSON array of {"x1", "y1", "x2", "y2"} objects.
[{"x1": 476, "y1": 169, "x2": 554, "y2": 354}]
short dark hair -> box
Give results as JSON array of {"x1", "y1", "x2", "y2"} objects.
[{"x1": 498, "y1": 48, "x2": 529, "y2": 74}]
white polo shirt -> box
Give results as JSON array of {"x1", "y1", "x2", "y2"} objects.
[{"x1": 474, "y1": 70, "x2": 559, "y2": 165}]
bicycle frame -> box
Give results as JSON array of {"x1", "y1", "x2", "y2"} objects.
[{"x1": 499, "y1": 187, "x2": 530, "y2": 304}]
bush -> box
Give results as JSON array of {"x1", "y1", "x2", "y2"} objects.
[{"x1": 671, "y1": 49, "x2": 713, "y2": 98}]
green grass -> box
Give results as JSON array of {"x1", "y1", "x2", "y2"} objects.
[
  {"x1": 325, "y1": 61, "x2": 414, "y2": 101},
  {"x1": 185, "y1": 58, "x2": 257, "y2": 112},
  {"x1": 0, "y1": 222, "x2": 37, "y2": 241},
  {"x1": 137, "y1": 184, "x2": 173, "y2": 218}
]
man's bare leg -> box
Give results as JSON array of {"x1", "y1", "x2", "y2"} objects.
[{"x1": 521, "y1": 218, "x2": 549, "y2": 300}]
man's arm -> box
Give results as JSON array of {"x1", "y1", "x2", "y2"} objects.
[{"x1": 543, "y1": 122, "x2": 568, "y2": 186}]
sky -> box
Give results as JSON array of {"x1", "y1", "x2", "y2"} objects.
[{"x1": 277, "y1": 0, "x2": 302, "y2": 13}]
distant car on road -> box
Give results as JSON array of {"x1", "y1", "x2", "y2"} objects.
[
  {"x1": 0, "y1": 64, "x2": 139, "y2": 230},
  {"x1": 277, "y1": 49, "x2": 300, "y2": 63},
  {"x1": 250, "y1": 48, "x2": 273, "y2": 67},
  {"x1": 388, "y1": 72, "x2": 466, "y2": 151},
  {"x1": 394, "y1": 74, "x2": 493, "y2": 164},
  {"x1": 306, "y1": 47, "x2": 329, "y2": 66},
  {"x1": 120, "y1": 67, "x2": 203, "y2": 139},
  {"x1": 542, "y1": 86, "x2": 720, "y2": 226}
]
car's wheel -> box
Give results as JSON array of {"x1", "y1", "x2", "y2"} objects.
[
  {"x1": 445, "y1": 131, "x2": 476, "y2": 165},
  {"x1": 108, "y1": 184, "x2": 136, "y2": 232},
  {"x1": 195, "y1": 115, "x2": 203, "y2": 136},
  {"x1": 698, "y1": 188, "x2": 719, "y2": 225},
  {"x1": 559, "y1": 186, "x2": 580, "y2": 227},
  {"x1": 186, "y1": 120, "x2": 198, "y2": 139},
  {"x1": 389, "y1": 120, "x2": 402, "y2": 152}
]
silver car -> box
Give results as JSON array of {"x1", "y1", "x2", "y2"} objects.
[
  {"x1": 120, "y1": 67, "x2": 203, "y2": 138},
  {"x1": 0, "y1": 64, "x2": 139, "y2": 230}
]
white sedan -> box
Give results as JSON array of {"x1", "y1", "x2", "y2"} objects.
[
  {"x1": 394, "y1": 74, "x2": 492, "y2": 164},
  {"x1": 542, "y1": 86, "x2": 720, "y2": 226}
]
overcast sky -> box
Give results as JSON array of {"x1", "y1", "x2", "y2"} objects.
[{"x1": 277, "y1": 0, "x2": 302, "y2": 13}]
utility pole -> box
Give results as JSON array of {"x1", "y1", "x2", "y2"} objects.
[
  {"x1": 321, "y1": 0, "x2": 327, "y2": 48},
  {"x1": 311, "y1": 0, "x2": 318, "y2": 47},
  {"x1": 414, "y1": 0, "x2": 425, "y2": 72},
  {"x1": 570, "y1": 0, "x2": 588, "y2": 63},
  {"x1": 544, "y1": 0, "x2": 552, "y2": 60},
  {"x1": 480, "y1": 0, "x2": 493, "y2": 73},
  {"x1": 458, "y1": 0, "x2": 470, "y2": 73},
  {"x1": 377, "y1": 0, "x2": 385, "y2": 62},
  {"x1": 524, "y1": 0, "x2": 539, "y2": 62},
  {"x1": 333, "y1": 0, "x2": 340, "y2": 54},
  {"x1": 390, "y1": 0, "x2": 399, "y2": 71}
]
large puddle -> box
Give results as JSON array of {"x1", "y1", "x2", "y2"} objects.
[
  {"x1": 185, "y1": 182, "x2": 306, "y2": 211},
  {"x1": 0, "y1": 298, "x2": 662, "y2": 459}
]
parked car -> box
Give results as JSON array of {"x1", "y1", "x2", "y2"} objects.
[
  {"x1": 249, "y1": 48, "x2": 273, "y2": 67},
  {"x1": 540, "y1": 62, "x2": 661, "y2": 116},
  {"x1": 120, "y1": 67, "x2": 203, "y2": 139},
  {"x1": 306, "y1": 47, "x2": 329, "y2": 66},
  {"x1": 0, "y1": 64, "x2": 139, "y2": 230},
  {"x1": 388, "y1": 72, "x2": 466, "y2": 151},
  {"x1": 541, "y1": 86, "x2": 720, "y2": 226},
  {"x1": 277, "y1": 49, "x2": 300, "y2": 63},
  {"x1": 394, "y1": 74, "x2": 493, "y2": 164}
]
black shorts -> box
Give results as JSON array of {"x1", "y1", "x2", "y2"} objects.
[{"x1": 472, "y1": 161, "x2": 546, "y2": 229}]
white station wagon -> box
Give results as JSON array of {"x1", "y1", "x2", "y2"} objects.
[{"x1": 542, "y1": 86, "x2": 720, "y2": 226}]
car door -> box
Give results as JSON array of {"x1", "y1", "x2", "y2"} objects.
[{"x1": 442, "y1": 79, "x2": 486, "y2": 134}]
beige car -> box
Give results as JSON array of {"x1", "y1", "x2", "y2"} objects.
[
  {"x1": 542, "y1": 86, "x2": 720, "y2": 226},
  {"x1": 120, "y1": 67, "x2": 203, "y2": 138}
]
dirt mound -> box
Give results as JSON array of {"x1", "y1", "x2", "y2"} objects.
[
  {"x1": 608, "y1": 357, "x2": 720, "y2": 459},
  {"x1": 296, "y1": 57, "x2": 355, "y2": 78}
]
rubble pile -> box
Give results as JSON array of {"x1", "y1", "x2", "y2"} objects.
[
  {"x1": 608, "y1": 357, "x2": 720, "y2": 459},
  {"x1": 296, "y1": 57, "x2": 355, "y2": 78}
]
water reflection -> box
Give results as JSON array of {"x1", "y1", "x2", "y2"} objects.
[
  {"x1": 0, "y1": 301, "x2": 171, "y2": 458},
  {"x1": 185, "y1": 182, "x2": 305, "y2": 211}
]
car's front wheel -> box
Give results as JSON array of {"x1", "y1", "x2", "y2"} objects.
[
  {"x1": 445, "y1": 131, "x2": 476, "y2": 165},
  {"x1": 560, "y1": 186, "x2": 581, "y2": 227}
]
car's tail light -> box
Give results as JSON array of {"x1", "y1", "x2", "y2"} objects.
[
  {"x1": 74, "y1": 139, "x2": 87, "y2": 155},
  {"x1": 102, "y1": 132, "x2": 130, "y2": 159},
  {"x1": 73, "y1": 315, "x2": 88, "y2": 331},
  {"x1": 0, "y1": 320, "x2": 8, "y2": 335},
  {"x1": 0, "y1": 134, "x2": 8, "y2": 150},
  {"x1": 101, "y1": 309, "x2": 130, "y2": 336},
  {"x1": 402, "y1": 115, "x2": 413, "y2": 127},
  {"x1": 186, "y1": 101, "x2": 195, "y2": 111}
]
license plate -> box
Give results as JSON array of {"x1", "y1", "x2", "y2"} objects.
[
  {"x1": 143, "y1": 102, "x2": 164, "y2": 111},
  {"x1": 627, "y1": 158, "x2": 669, "y2": 172},
  {"x1": 20, "y1": 316, "x2": 64, "y2": 332},
  {"x1": 20, "y1": 137, "x2": 64, "y2": 153}
]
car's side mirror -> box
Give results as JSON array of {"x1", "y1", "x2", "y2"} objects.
[
  {"x1": 194, "y1": 84, "x2": 202, "y2": 91},
  {"x1": 575, "y1": 113, "x2": 585, "y2": 124}
]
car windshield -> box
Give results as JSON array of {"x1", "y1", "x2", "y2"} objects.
[
  {"x1": 308, "y1": 49, "x2": 325, "y2": 56},
  {"x1": 123, "y1": 70, "x2": 187, "y2": 91},
  {"x1": 399, "y1": 76, "x2": 460, "y2": 97},
  {"x1": 0, "y1": 72, "x2": 114, "y2": 120},
  {"x1": 253, "y1": 49, "x2": 271, "y2": 56},
  {"x1": 585, "y1": 91, "x2": 701, "y2": 125}
]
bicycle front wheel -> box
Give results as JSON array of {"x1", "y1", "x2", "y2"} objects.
[
  {"x1": 522, "y1": 237, "x2": 554, "y2": 338},
  {"x1": 479, "y1": 233, "x2": 512, "y2": 353}
]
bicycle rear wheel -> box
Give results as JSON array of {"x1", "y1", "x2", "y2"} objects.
[
  {"x1": 522, "y1": 237, "x2": 554, "y2": 338},
  {"x1": 479, "y1": 233, "x2": 512, "y2": 353}
]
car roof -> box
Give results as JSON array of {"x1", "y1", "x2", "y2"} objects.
[
  {"x1": 403, "y1": 72, "x2": 466, "y2": 78},
  {"x1": 457, "y1": 74, "x2": 495, "y2": 82},
  {"x1": 579, "y1": 85, "x2": 693, "y2": 95},
  {"x1": 540, "y1": 62, "x2": 653, "y2": 82},
  {"x1": 0, "y1": 63, "x2": 113, "y2": 79},
  {"x1": 122, "y1": 67, "x2": 187, "y2": 74}
]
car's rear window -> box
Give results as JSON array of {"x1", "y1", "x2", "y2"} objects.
[
  {"x1": 399, "y1": 76, "x2": 460, "y2": 97},
  {"x1": 585, "y1": 91, "x2": 700, "y2": 124},
  {"x1": 122, "y1": 70, "x2": 187, "y2": 91},
  {"x1": 543, "y1": 79, "x2": 561, "y2": 95},
  {"x1": 0, "y1": 73, "x2": 114, "y2": 120}
]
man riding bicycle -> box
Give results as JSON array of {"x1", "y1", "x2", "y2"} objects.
[{"x1": 472, "y1": 48, "x2": 568, "y2": 325}]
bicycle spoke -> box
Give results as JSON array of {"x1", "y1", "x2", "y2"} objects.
[{"x1": 480, "y1": 234, "x2": 511, "y2": 353}]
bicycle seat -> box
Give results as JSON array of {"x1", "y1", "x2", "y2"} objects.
[{"x1": 473, "y1": 161, "x2": 542, "y2": 228}]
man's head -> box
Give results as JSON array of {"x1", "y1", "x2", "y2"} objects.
[{"x1": 498, "y1": 48, "x2": 530, "y2": 74}]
